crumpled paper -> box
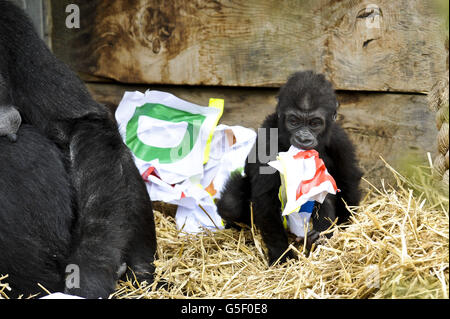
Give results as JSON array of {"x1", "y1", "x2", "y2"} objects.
[
  {"x1": 40, "y1": 292, "x2": 85, "y2": 299},
  {"x1": 268, "y1": 146, "x2": 339, "y2": 237},
  {"x1": 116, "y1": 90, "x2": 256, "y2": 234}
]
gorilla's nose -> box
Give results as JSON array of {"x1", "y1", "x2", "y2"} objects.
[{"x1": 298, "y1": 136, "x2": 313, "y2": 144}]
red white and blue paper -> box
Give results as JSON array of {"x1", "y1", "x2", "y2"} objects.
[{"x1": 268, "y1": 146, "x2": 339, "y2": 237}]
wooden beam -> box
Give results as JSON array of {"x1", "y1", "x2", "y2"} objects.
[{"x1": 51, "y1": 0, "x2": 447, "y2": 92}]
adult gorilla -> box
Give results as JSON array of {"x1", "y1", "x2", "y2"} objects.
[{"x1": 0, "y1": 1, "x2": 157, "y2": 298}]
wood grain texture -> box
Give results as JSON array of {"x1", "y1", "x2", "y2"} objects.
[
  {"x1": 51, "y1": 0, "x2": 447, "y2": 92},
  {"x1": 86, "y1": 82, "x2": 437, "y2": 183}
]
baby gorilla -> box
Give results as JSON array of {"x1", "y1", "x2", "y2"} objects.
[{"x1": 217, "y1": 71, "x2": 363, "y2": 265}]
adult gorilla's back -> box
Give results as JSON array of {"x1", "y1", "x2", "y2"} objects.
[
  {"x1": 0, "y1": 125, "x2": 73, "y2": 296},
  {"x1": 0, "y1": 1, "x2": 157, "y2": 298}
]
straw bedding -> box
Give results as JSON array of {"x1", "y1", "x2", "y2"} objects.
[
  {"x1": 112, "y1": 161, "x2": 449, "y2": 299},
  {"x1": 1, "y1": 162, "x2": 448, "y2": 299}
]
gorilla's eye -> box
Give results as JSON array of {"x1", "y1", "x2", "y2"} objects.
[
  {"x1": 287, "y1": 116, "x2": 301, "y2": 127},
  {"x1": 309, "y1": 118, "x2": 323, "y2": 128}
]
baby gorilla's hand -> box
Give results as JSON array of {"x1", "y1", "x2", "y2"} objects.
[{"x1": 0, "y1": 105, "x2": 21, "y2": 142}]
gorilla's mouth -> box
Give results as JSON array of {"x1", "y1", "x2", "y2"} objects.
[{"x1": 291, "y1": 137, "x2": 317, "y2": 150}]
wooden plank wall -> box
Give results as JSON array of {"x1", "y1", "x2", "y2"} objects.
[
  {"x1": 51, "y1": 0, "x2": 446, "y2": 92},
  {"x1": 48, "y1": 0, "x2": 447, "y2": 184}
]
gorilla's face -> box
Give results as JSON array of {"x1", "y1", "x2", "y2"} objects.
[
  {"x1": 276, "y1": 71, "x2": 338, "y2": 150},
  {"x1": 279, "y1": 91, "x2": 337, "y2": 150},
  {"x1": 284, "y1": 107, "x2": 327, "y2": 150}
]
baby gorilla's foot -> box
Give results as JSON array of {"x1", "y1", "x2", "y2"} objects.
[{"x1": 305, "y1": 229, "x2": 321, "y2": 251}]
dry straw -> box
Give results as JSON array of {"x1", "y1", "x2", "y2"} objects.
[
  {"x1": 111, "y1": 160, "x2": 448, "y2": 299},
  {"x1": 1, "y1": 160, "x2": 448, "y2": 299}
]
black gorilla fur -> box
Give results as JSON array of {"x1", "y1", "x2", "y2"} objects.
[
  {"x1": 0, "y1": 125, "x2": 73, "y2": 295},
  {"x1": 0, "y1": 1, "x2": 157, "y2": 298},
  {"x1": 217, "y1": 71, "x2": 363, "y2": 265}
]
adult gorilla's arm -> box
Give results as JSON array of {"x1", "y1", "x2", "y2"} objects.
[{"x1": 0, "y1": 2, "x2": 156, "y2": 298}]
